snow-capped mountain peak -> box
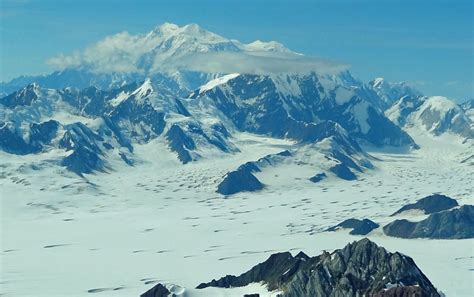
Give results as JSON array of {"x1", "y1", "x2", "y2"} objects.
[
  {"x1": 148, "y1": 22, "x2": 230, "y2": 45},
  {"x1": 242, "y1": 40, "x2": 294, "y2": 53},
  {"x1": 151, "y1": 22, "x2": 180, "y2": 34}
]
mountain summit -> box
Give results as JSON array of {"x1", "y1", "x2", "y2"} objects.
[{"x1": 46, "y1": 22, "x2": 324, "y2": 76}]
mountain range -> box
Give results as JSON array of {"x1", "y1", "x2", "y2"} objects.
[{"x1": 1, "y1": 23, "x2": 472, "y2": 187}]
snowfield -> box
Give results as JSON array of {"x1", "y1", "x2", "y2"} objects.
[{"x1": 1, "y1": 131, "x2": 473, "y2": 297}]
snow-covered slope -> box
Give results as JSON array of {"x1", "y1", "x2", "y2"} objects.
[
  {"x1": 1, "y1": 128, "x2": 472, "y2": 297},
  {"x1": 386, "y1": 95, "x2": 473, "y2": 139}
]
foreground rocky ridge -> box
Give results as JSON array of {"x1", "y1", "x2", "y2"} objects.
[{"x1": 142, "y1": 239, "x2": 440, "y2": 297}]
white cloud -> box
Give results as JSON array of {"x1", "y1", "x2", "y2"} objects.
[{"x1": 156, "y1": 51, "x2": 349, "y2": 75}]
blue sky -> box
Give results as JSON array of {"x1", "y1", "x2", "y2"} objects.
[{"x1": 0, "y1": 0, "x2": 472, "y2": 101}]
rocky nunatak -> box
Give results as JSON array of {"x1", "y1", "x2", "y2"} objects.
[{"x1": 141, "y1": 238, "x2": 440, "y2": 297}]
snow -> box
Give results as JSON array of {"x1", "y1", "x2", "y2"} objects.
[
  {"x1": 108, "y1": 91, "x2": 130, "y2": 107},
  {"x1": 270, "y1": 74, "x2": 303, "y2": 98},
  {"x1": 0, "y1": 87, "x2": 95, "y2": 128},
  {"x1": 405, "y1": 96, "x2": 470, "y2": 135},
  {"x1": 372, "y1": 77, "x2": 385, "y2": 88},
  {"x1": 1, "y1": 130, "x2": 473, "y2": 296},
  {"x1": 198, "y1": 73, "x2": 240, "y2": 94},
  {"x1": 418, "y1": 96, "x2": 459, "y2": 119},
  {"x1": 242, "y1": 40, "x2": 293, "y2": 53},
  {"x1": 132, "y1": 78, "x2": 154, "y2": 101}
]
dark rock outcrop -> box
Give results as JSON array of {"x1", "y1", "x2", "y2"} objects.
[
  {"x1": 140, "y1": 283, "x2": 170, "y2": 297},
  {"x1": 309, "y1": 172, "x2": 327, "y2": 183},
  {"x1": 197, "y1": 238, "x2": 439, "y2": 297},
  {"x1": 326, "y1": 218, "x2": 379, "y2": 235},
  {"x1": 165, "y1": 124, "x2": 197, "y2": 164},
  {"x1": 384, "y1": 205, "x2": 474, "y2": 239},
  {"x1": 329, "y1": 163, "x2": 357, "y2": 180},
  {"x1": 29, "y1": 120, "x2": 60, "y2": 145},
  {"x1": 391, "y1": 194, "x2": 459, "y2": 216},
  {"x1": 217, "y1": 166, "x2": 264, "y2": 195}
]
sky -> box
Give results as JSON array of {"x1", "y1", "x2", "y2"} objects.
[{"x1": 0, "y1": 0, "x2": 472, "y2": 101}]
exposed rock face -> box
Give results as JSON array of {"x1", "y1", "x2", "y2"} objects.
[
  {"x1": 372, "y1": 285, "x2": 428, "y2": 297},
  {"x1": 0, "y1": 83, "x2": 39, "y2": 108},
  {"x1": 326, "y1": 218, "x2": 379, "y2": 235},
  {"x1": 197, "y1": 238, "x2": 439, "y2": 297},
  {"x1": 384, "y1": 205, "x2": 474, "y2": 239},
  {"x1": 165, "y1": 124, "x2": 197, "y2": 164},
  {"x1": 309, "y1": 173, "x2": 327, "y2": 183},
  {"x1": 391, "y1": 194, "x2": 459, "y2": 216},
  {"x1": 140, "y1": 283, "x2": 170, "y2": 297},
  {"x1": 59, "y1": 122, "x2": 106, "y2": 175},
  {"x1": 165, "y1": 120, "x2": 236, "y2": 164},
  {"x1": 217, "y1": 166, "x2": 264, "y2": 195},
  {"x1": 29, "y1": 120, "x2": 60, "y2": 145},
  {"x1": 329, "y1": 163, "x2": 357, "y2": 180}
]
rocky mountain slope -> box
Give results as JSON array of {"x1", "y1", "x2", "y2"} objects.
[{"x1": 190, "y1": 73, "x2": 417, "y2": 148}]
